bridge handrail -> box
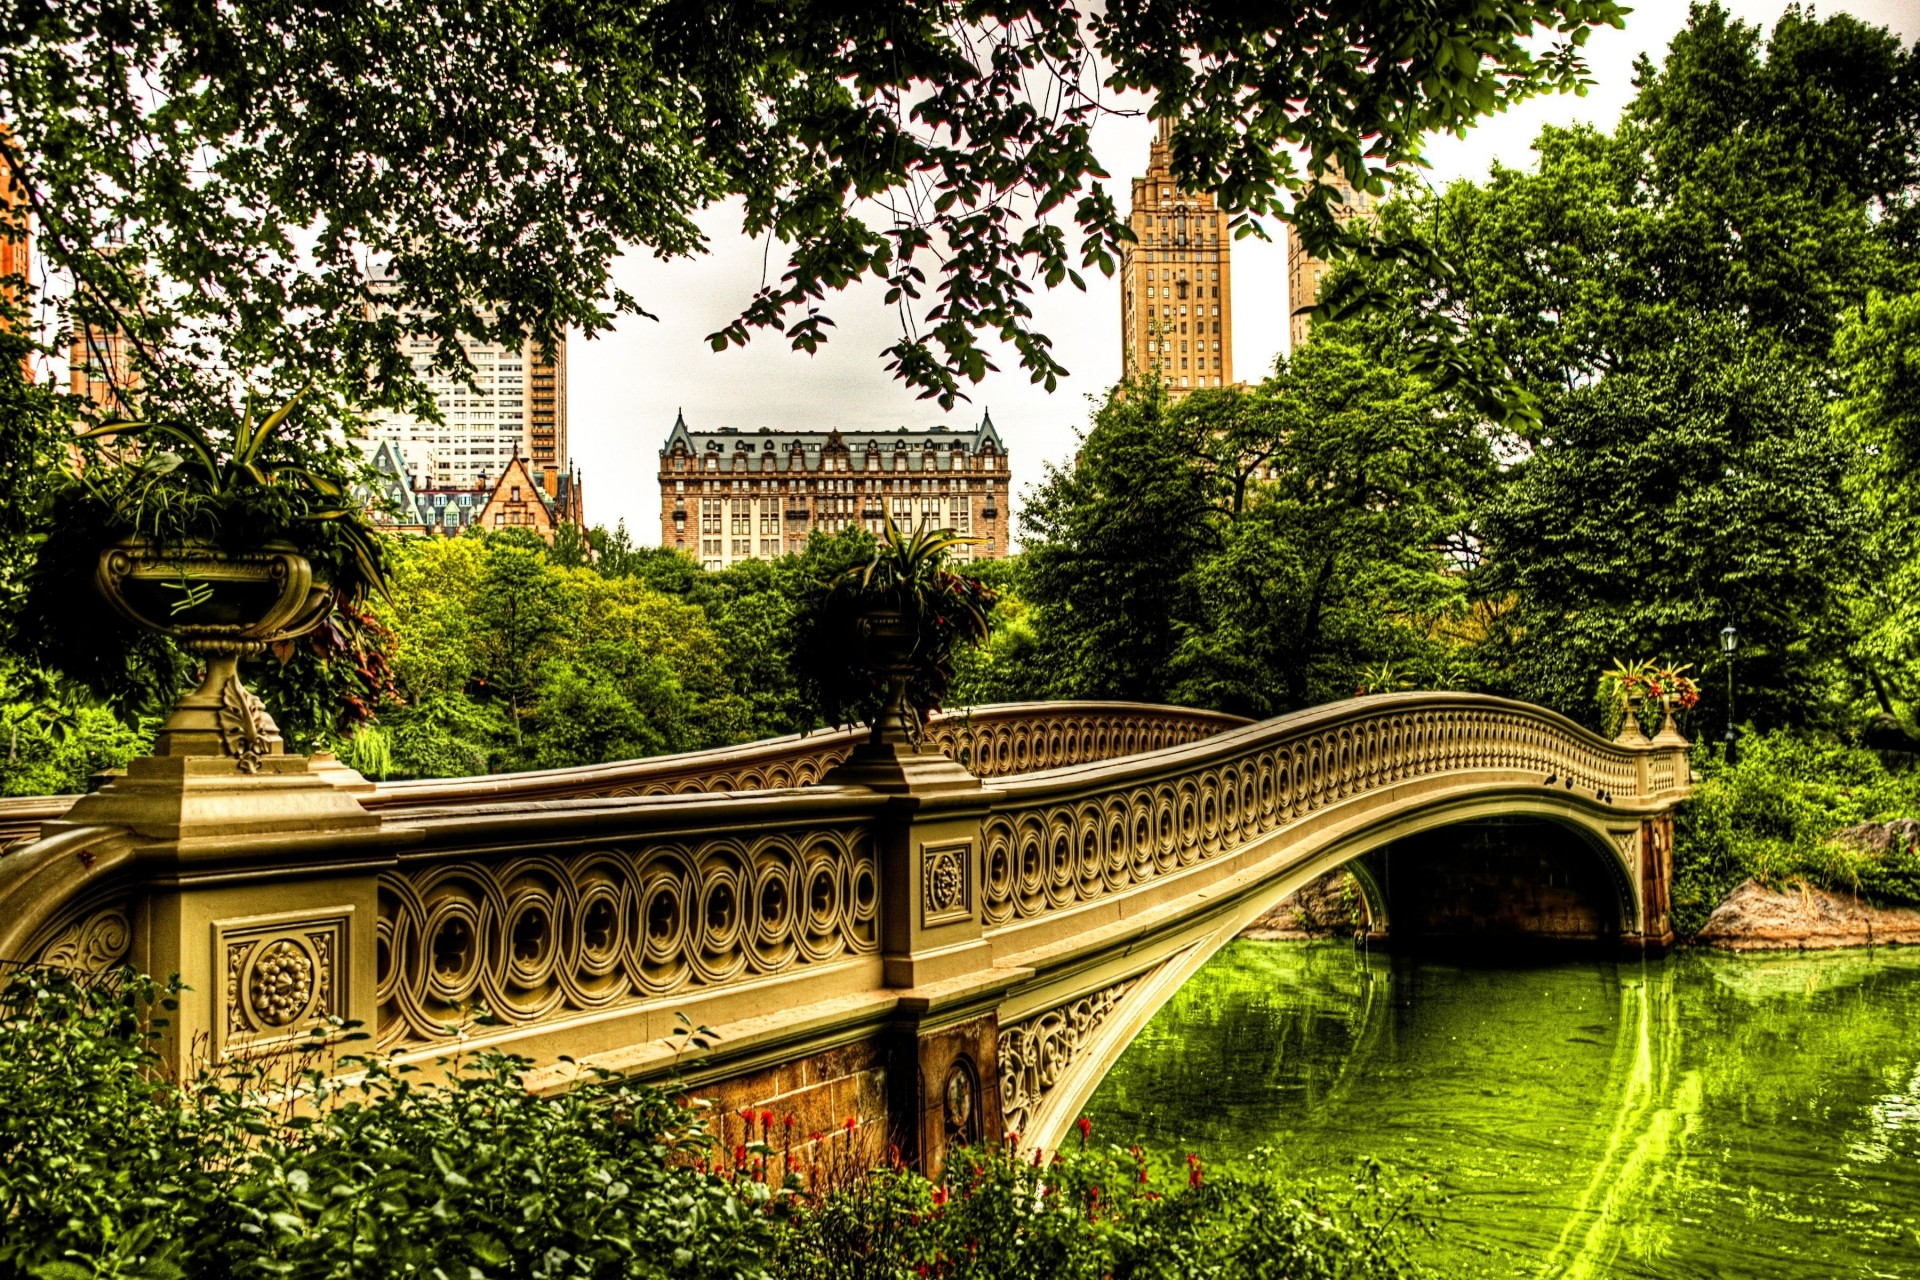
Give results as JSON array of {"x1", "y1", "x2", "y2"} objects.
[
  {"x1": 974, "y1": 692, "x2": 1680, "y2": 931},
  {"x1": 0, "y1": 701, "x2": 1246, "y2": 847}
]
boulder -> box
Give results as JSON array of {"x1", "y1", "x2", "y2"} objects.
[
  {"x1": 1831, "y1": 818, "x2": 1920, "y2": 854},
  {"x1": 1693, "y1": 878, "x2": 1920, "y2": 951},
  {"x1": 1242, "y1": 869, "x2": 1369, "y2": 940}
]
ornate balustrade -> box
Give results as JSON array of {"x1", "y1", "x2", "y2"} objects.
[
  {"x1": 367, "y1": 700, "x2": 1240, "y2": 807},
  {"x1": 976, "y1": 695, "x2": 1662, "y2": 934},
  {"x1": 0, "y1": 702, "x2": 1245, "y2": 843}
]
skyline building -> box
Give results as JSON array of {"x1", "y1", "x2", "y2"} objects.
[
  {"x1": 657, "y1": 411, "x2": 1010, "y2": 570},
  {"x1": 1119, "y1": 120, "x2": 1234, "y2": 395},
  {"x1": 1286, "y1": 179, "x2": 1378, "y2": 353},
  {"x1": 367, "y1": 276, "x2": 570, "y2": 491}
]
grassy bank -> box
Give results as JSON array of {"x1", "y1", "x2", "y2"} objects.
[{"x1": 1672, "y1": 731, "x2": 1920, "y2": 936}]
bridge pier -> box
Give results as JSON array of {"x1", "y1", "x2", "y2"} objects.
[{"x1": 831, "y1": 733, "x2": 1017, "y2": 1173}]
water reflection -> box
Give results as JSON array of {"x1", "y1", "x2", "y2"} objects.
[{"x1": 1083, "y1": 941, "x2": 1920, "y2": 1279}]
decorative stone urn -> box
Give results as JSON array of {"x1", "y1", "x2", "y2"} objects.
[
  {"x1": 96, "y1": 539, "x2": 331, "y2": 771},
  {"x1": 824, "y1": 603, "x2": 977, "y2": 795},
  {"x1": 857, "y1": 606, "x2": 921, "y2": 748}
]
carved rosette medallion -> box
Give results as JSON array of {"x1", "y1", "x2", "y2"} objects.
[
  {"x1": 997, "y1": 978, "x2": 1137, "y2": 1138},
  {"x1": 943, "y1": 1058, "x2": 979, "y2": 1147},
  {"x1": 217, "y1": 912, "x2": 349, "y2": 1052},
  {"x1": 920, "y1": 839, "x2": 973, "y2": 927},
  {"x1": 248, "y1": 939, "x2": 315, "y2": 1025}
]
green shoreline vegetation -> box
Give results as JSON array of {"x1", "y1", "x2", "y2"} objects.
[{"x1": 0, "y1": 969, "x2": 1437, "y2": 1280}]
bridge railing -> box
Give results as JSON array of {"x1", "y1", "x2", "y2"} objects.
[
  {"x1": 977, "y1": 693, "x2": 1663, "y2": 933},
  {"x1": 0, "y1": 701, "x2": 1245, "y2": 848}
]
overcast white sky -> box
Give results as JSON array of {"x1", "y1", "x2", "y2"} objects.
[{"x1": 570, "y1": 1, "x2": 1917, "y2": 543}]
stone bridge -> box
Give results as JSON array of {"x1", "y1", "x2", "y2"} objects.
[{"x1": 0, "y1": 693, "x2": 1689, "y2": 1171}]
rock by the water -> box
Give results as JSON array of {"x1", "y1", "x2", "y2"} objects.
[
  {"x1": 1832, "y1": 818, "x2": 1920, "y2": 853},
  {"x1": 1242, "y1": 869, "x2": 1369, "y2": 940},
  {"x1": 1694, "y1": 878, "x2": 1920, "y2": 951}
]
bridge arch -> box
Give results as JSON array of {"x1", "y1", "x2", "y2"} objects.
[{"x1": 992, "y1": 781, "x2": 1659, "y2": 1147}]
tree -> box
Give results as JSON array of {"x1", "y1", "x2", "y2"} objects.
[
  {"x1": 1483, "y1": 330, "x2": 1864, "y2": 730},
  {"x1": 1834, "y1": 289, "x2": 1920, "y2": 728},
  {"x1": 1168, "y1": 343, "x2": 1487, "y2": 715},
  {"x1": 471, "y1": 545, "x2": 579, "y2": 749},
  {"x1": 1022, "y1": 356, "x2": 1484, "y2": 716},
  {"x1": 1326, "y1": 4, "x2": 1919, "y2": 427},
  {"x1": 0, "y1": 0, "x2": 1630, "y2": 433},
  {"x1": 1022, "y1": 381, "x2": 1215, "y2": 703}
]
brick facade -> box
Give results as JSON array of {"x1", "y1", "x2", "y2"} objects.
[
  {"x1": 658, "y1": 412, "x2": 1011, "y2": 569},
  {"x1": 1120, "y1": 120, "x2": 1233, "y2": 395}
]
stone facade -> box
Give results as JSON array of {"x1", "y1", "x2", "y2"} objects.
[
  {"x1": 1286, "y1": 180, "x2": 1377, "y2": 353},
  {"x1": 367, "y1": 277, "x2": 570, "y2": 491},
  {"x1": 1119, "y1": 120, "x2": 1233, "y2": 395},
  {"x1": 658, "y1": 411, "x2": 1011, "y2": 568}
]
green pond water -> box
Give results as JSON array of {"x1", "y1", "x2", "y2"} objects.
[{"x1": 1083, "y1": 940, "x2": 1920, "y2": 1279}]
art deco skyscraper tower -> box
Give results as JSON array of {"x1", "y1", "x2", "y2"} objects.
[{"x1": 1119, "y1": 121, "x2": 1232, "y2": 395}]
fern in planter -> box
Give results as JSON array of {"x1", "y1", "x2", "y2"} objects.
[
  {"x1": 790, "y1": 520, "x2": 996, "y2": 737},
  {"x1": 18, "y1": 385, "x2": 394, "y2": 737}
]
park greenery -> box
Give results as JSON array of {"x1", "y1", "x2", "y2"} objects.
[
  {"x1": 0, "y1": 3, "x2": 1914, "y2": 936},
  {"x1": 0, "y1": 967, "x2": 1437, "y2": 1280}
]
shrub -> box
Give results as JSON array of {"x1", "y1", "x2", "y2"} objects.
[
  {"x1": 0, "y1": 969, "x2": 1435, "y2": 1280},
  {"x1": 769, "y1": 1133, "x2": 1436, "y2": 1280},
  {"x1": 1672, "y1": 730, "x2": 1920, "y2": 933},
  {"x1": 0, "y1": 969, "x2": 773, "y2": 1280}
]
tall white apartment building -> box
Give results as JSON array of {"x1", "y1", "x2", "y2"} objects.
[{"x1": 367, "y1": 280, "x2": 570, "y2": 490}]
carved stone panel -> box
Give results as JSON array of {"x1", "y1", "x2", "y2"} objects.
[
  {"x1": 997, "y1": 978, "x2": 1137, "y2": 1140},
  {"x1": 29, "y1": 900, "x2": 133, "y2": 974},
  {"x1": 920, "y1": 838, "x2": 974, "y2": 927},
  {"x1": 215, "y1": 910, "x2": 350, "y2": 1054}
]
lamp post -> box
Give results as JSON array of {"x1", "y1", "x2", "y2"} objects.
[{"x1": 1720, "y1": 624, "x2": 1738, "y2": 763}]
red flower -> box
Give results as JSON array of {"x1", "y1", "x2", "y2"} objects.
[
  {"x1": 1076, "y1": 1116, "x2": 1092, "y2": 1143},
  {"x1": 933, "y1": 1186, "x2": 949, "y2": 1206}
]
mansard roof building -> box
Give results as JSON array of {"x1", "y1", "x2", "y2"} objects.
[
  {"x1": 366, "y1": 439, "x2": 583, "y2": 544},
  {"x1": 658, "y1": 411, "x2": 1010, "y2": 569}
]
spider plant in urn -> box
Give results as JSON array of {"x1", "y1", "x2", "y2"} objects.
[
  {"x1": 28, "y1": 384, "x2": 390, "y2": 773},
  {"x1": 793, "y1": 520, "x2": 994, "y2": 786}
]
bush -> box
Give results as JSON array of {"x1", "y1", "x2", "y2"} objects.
[
  {"x1": 0, "y1": 969, "x2": 773, "y2": 1280},
  {"x1": 1672, "y1": 730, "x2": 1920, "y2": 933},
  {"x1": 770, "y1": 1134, "x2": 1435, "y2": 1280},
  {"x1": 0, "y1": 969, "x2": 1436, "y2": 1280}
]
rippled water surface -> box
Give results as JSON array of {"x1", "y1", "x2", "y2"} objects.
[{"x1": 1083, "y1": 941, "x2": 1920, "y2": 1279}]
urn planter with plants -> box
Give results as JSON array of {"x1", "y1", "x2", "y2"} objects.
[
  {"x1": 1600, "y1": 658, "x2": 1699, "y2": 746},
  {"x1": 31, "y1": 386, "x2": 391, "y2": 835},
  {"x1": 792, "y1": 520, "x2": 995, "y2": 792}
]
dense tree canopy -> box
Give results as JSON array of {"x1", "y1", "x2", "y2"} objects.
[
  {"x1": 1019, "y1": 344, "x2": 1488, "y2": 717},
  {"x1": 0, "y1": 0, "x2": 1629, "y2": 420},
  {"x1": 1306, "y1": 2, "x2": 1920, "y2": 733}
]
